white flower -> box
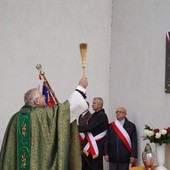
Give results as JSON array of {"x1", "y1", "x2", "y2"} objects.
[
  {"x1": 160, "y1": 129, "x2": 167, "y2": 135},
  {"x1": 144, "y1": 130, "x2": 154, "y2": 137},
  {"x1": 144, "y1": 129, "x2": 149, "y2": 135},
  {"x1": 155, "y1": 132, "x2": 161, "y2": 139}
]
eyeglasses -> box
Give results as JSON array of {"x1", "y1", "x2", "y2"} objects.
[{"x1": 116, "y1": 111, "x2": 125, "y2": 113}]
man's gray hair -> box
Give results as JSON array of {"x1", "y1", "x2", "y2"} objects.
[{"x1": 93, "y1": 97, "x2": 103, "y2": 107}]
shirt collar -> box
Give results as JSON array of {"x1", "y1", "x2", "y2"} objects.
[{"x1": 119, "y1": 118, "x2": 125, "y2": 126}]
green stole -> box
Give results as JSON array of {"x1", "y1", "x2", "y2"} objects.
[{"x1": 17, "y1": 112, "x2": 31, "y2": 170}]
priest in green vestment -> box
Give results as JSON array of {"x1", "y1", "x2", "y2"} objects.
[{"x1": 0, "y1": 77, "x2": 88, "y2": 170}]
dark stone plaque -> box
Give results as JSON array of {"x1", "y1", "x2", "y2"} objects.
[{"x1": 165, "y1": 32, "x2": 170, "y2": 93}]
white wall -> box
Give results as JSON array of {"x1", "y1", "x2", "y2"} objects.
[
  {"x1": 110, "y1": 0, "x2": 170, "y2": 169},
  {"x1": 0, "y1": 1, "x2": 112, "y2": 169},
  {"x1": 1, "y1": 0, "x2": 170, "y2": 169}
]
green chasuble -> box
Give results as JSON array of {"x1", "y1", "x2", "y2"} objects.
[{"x1": 0, "y1": 101, "x2": 82, "y2": 170}]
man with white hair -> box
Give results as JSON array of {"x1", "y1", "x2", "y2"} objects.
[{"x1": 78, "y1": 97, "x2": 109, "y2": 170}]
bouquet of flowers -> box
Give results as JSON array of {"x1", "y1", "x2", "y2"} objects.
[{"x1": 143, "y1": 125, "x2": 170, "y2": 146}]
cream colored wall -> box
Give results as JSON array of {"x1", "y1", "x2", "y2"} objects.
[
  {"x1": 0, "y1": 1, "x2": 112, "y2": 169},
  {"x1": 110, "y1": 0, "x2": 170, "y2": 169}
]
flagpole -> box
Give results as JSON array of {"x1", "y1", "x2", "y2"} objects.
[{"x1": 36, "y1": 64, "x2": 59, "y2": 103}]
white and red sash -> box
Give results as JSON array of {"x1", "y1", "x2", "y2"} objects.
[
  {"x1": 79, "y1": 132, "x2": 85, "y2": 143},
  {"x1": 79, "y1": 130, "x2": 107, "y2": 159},
  {"x1": 111, "y1": 119, "x2": 131, "y2": 152}
]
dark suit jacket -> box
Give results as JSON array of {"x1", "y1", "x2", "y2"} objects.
[
  {"x1": 78, "y1": 109, "x2": 109, "y2": 155},
  {"x1": 104, "y1": 117, "x2": 138, "y2": 162}
]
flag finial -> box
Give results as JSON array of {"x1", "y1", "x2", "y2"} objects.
[
  {"x1": 36, "y1": 64, "x2": 58, "y2": 106},
  {"x1": 36, "y1": 64, "x2": 44, "y2": 76}
]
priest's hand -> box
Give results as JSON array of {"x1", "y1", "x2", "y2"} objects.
[{"x1": 79, "y1": 77, "x2": 88, "y2": 88}]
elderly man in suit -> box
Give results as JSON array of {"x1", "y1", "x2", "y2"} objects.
[{"x1": 104, "y1": 107, "x2": 138, "y2": 170}]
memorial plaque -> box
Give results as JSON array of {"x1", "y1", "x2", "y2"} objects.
[{"x1": 165, "y1": 31, "x2": 170, "y2": 93}]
